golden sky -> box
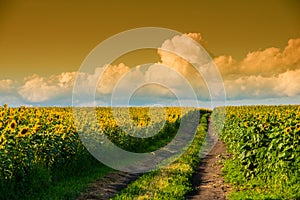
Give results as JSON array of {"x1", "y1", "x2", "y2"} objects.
[
  {"x1": 0, "y1": 0, "x2": 299, "y2": 107},
  {"x1": 0, "y1": 0, "x2": 299, "y2": 80}
]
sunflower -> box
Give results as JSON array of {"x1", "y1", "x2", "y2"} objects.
[
  {"x1": 296, "y1": 124, "x2": 300, "y2": 130},
  {"x1": 32, "y1": 124, "x2": 40, "y2": 133},
  {"x1": 285, "y1": 127, "x2": 291, "y2": 134},
  {"x1": 0, "y1": 135, "x2": 5, "y2": 144},
  {"x1": 0, "y1": 111, "x2": 4, "y2": 118},
  {"x1": 8, "y1": 120, "x2": 17, "y2": 130},
  {"x1": 18, "y1": 126, "x2": 29, "y2": 137},
  {"x1": 0, "y1": 135, "x2": 6, "y2": 148}
]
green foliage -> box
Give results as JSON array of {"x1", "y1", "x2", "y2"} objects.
[{"x1": 212, "y1": 105, "x2": 300, "y2": 199}]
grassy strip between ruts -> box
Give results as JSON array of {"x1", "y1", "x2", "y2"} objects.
[{"x1": 112, "y1": 113, "x2": 209, "y2": 200}]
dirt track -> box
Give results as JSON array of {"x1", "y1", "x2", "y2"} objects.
[
  {"x1": 77, "y1": 171, "x2": 141, "y2": 200},
  {"x1": 77, "y1": 119, "x2": 230, "y2": 200},
  {"x1": 186, "y1": 140, "x2": 231, "y2": 200}
]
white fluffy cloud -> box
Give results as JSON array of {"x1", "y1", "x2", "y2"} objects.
[
  {"x1": 18, "y1": 72, "x2": 76, "y2": 102},
  {"x1": 223, "y1": 69, "x2": 300, "y2": 99},
  {"x1": 158, "y1": 33, "x2": 210, "y2": 67},
  {"x1": 274, "y1": 69, "x2": 300, "y2": 97},
  {"x1": 97, "y1": 63, "x2": 130, "y2": 94},
  {"x1": 215, "y1": 38, "x2": 300, "y2": 99},
  {"x1": 1, "y1": 34, "x2": 299, "y2": 106},
  {"x1": 157, "y1": 33, "x2": 224, "y2": 101},
  {"x1": 15, "y1": 63, "x2": 130, "y2": 103},
  {"x1": 216, "y1": 38, "x2": 300, "y2": 78},
  {"x1": 0, "y1": 79, "x2": 14, "y2": 92}
]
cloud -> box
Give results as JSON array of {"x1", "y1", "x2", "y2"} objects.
[
  {"x1": 97, "y1": 63, "x2": 130, "y2": 94},
  {"x1": 156, "y1": 33, "x2": 214, "y2": 100},
  {"x1": 214, "y1": 38, "x2": 300, "y2": 99},
  {"x1": 105, "y1": 64, "x2": 184, "y2": 106},
  {"x1": 185, "y1": 33, "x2": 206, "y2": 46},
  {"x1": 213, "y1": 55, "x2": 238, "y2": 79},
  {"x1": 216, "y1": 38, "x2": 300, "y2": 78},
  {"x1": 0, "y1": 79, "x2": 14, "y2": 92},
  {"x1": 17, "y1": 63, "x2": 130, "y2": 103},
  {"x1": 224, "y1": 75, "x2": 277, "y2": 99},
  {"x1": 156, "y1": 34, "x2": 300, "y2": 101},
  {"x1": 274, "y1": 69, "x2": 300, "y2": 97},
  {"x1": 282, "y1": 38, "x2": 300, "y2": 65},
  {"x1": 158, "y1": 33, "x2": 210, "y2": 67},
  {"x1": 18, "y1": 72, "x2": 76, "y2": 102},
  {"x1": 222, "y1": 69, "x2": 300, "y2": 100},
  {"x1": 145, "y1": 63, "x2": 210, "y2": 100},
  {"x1": 1, "y1": 34, "x2": 300, "y2": 107},
  {"x1": 97, "y1": 34, "x2": 300, "y2": 103},
  {"x1": 0, "y1": 33, "x2": 222, "y2": 106}
]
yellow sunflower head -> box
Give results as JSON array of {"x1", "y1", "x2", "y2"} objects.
[
  {"x1": 18, "y1": 126, "x2": 29, "y2": 137},
  {"x1": 285, "y1": 127, "x2": 291, "y2": 134},
  {"x1": 9, "y1": 120, "x2": 17, "y2": 130},
  {"x1": 0, "y1": 135, "x2": 6, "y2": 146},
  {"x1": 0, "y1": 111, "x2": 4, "y2": 118}
]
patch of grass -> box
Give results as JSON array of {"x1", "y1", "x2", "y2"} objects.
[
  {"x1": 223, "y1": 160, "x2": 300, "y2": 200},
  {"x1": 34, "y1": 165, "x2": 112, "y2": 200}
]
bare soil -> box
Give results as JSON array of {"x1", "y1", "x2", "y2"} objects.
[
  {"x1": 76, "y1": 171, "x2": 141, "y2": 200},
  {"x1": 186, "y1": 140, "x2": 231, "y2": 200}
]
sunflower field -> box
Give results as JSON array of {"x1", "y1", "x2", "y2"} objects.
[
  {"x1": 0, "y1": 105, "x2": 209, "y2": 199},
  {"x1": 212, "y1": 105, "x2": 300, "y2": 199}
]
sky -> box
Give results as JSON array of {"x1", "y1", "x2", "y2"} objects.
[{"x1": 0, "y1": 0, "x2": 299, "y2": 108}]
